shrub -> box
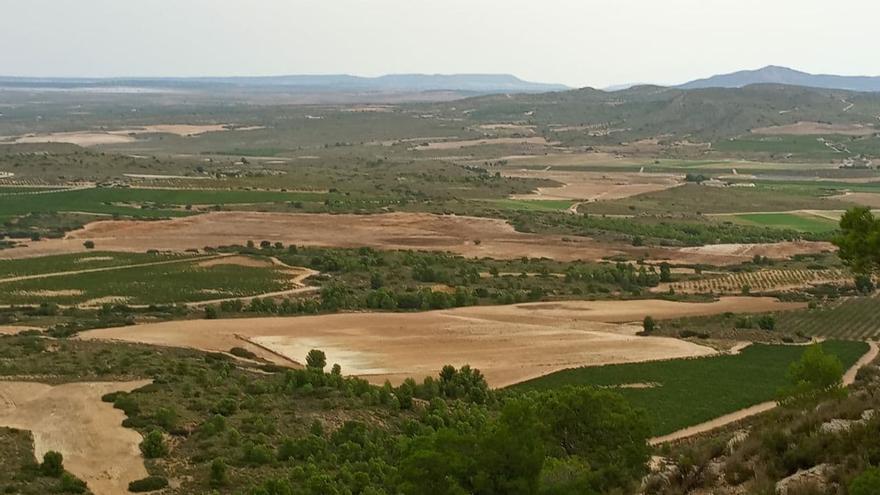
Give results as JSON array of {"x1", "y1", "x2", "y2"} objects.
[
  {"x1": 850, "y1": 467, "x2": 880, "y2": 495},
  {"x1": 128, "y1": 476, "x2": 169, "y2": 492},
  {"x1": 210, "y1": 458, "x2": 229, "y2": 487},
  {"x1": 139, "y1": 430, "x2": 169, "y2": 458},
  {"x1": 229, "y1": 346, "x2": 257, "y2": 359},
  {"x1": 41, "y1": 450, "x2": 64, "y2": 477},
  {"x1": 82, "y1": 240, "x2": 95, "y2": 249},
  {"x1": 59, "y1": 473, "x2": 87, "y2": 493},
  {"x1": 204, "y1": 305, "x2": 218, "y2": 319},
  {"x1": 757, "y1": 315, "x2": 776, "y2": 331},
  {"x1": 643, "y1": 316, "x2": 656, "y2": 333}
]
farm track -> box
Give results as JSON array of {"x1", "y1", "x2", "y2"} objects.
[{"x1": 650, "y1": 340, "x2": 879, "y2": 445}]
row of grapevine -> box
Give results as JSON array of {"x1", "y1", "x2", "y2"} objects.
[
  {"x1": 777, "y1": 294, "x2": 880, "y2": 340},
  {"x1": 665, "y1": 268, "x2": 850, "y2": 294}
]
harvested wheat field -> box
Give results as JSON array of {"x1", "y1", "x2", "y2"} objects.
[
  {"x1": 2, "y1": 212, "x2": 833, "y2": 266},
  {"x1": 506, "y1": 170, "x2": 682, "y2": 201},
  {"x1": 79, "y1": 297, "x2": 801, "y2": 387},
  {"x1": 0, "y1": 380, "x2": 151, "y2": 495}
]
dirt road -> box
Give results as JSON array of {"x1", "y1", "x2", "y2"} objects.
[{"x1": 0, "y1": 380, "x2": 151, "y2": 495}]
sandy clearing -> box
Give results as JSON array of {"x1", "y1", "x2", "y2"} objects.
[
  {"x1": 79, "y1": 297, "x2": 798, "y2": 387},
  {"x1": 751, "y1": 121, "x2": 877, "y2": 136},
  {"x1": 414, "y1": 136, "x2": 555, "y2": 150},
  {"x1": 0, "y1": 380, "x2": 151, "y2": 495},
  {"x1": 74, "y1": 256, "x2": 115, "y2": 263},
  {"x1": 115, "y1": 124, "x2": 229, "y2": 136},
  {"x1": 650, "y1": 341, "x2": 879, "y2": 444},
  {"x1": 674, "y1": 241, "x2": 836, "y2": 260},
  {"x1": 196, "y1": 255, "x2": 274, "y2": 268},
  {"x1": 0, "y1": 326, "x2": 40, "y2": 335},
  {"x1": 0, "y1": 212, "x2": 834, "y2": 266},
  {"x1": 506, "y1": 170, "x2": 683, "y2": 201},
  {"x1": 833, "y1": 192, "x2": 880, "y2": 208}
]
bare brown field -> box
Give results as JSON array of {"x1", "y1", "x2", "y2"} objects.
[
  {"x1": 0, "y1": 326, "x2": 38, "y2": 335},
  {"x1": 506, "y1": 170, "x2": 682, "y2": 201},
  {"x1": 2, "y1": 212, "x2": 834, "y2": 266},
  {"x1": 413, "y1": 136, "x2": 556, "y2": 150},
  {"x1": 751, "y1": 121, "x2": 878, "y2": 136},
  {"x1": 79, "y1": 297, "x2": 801, "y2": 387},
  {"x1": 0, "y1": 380, "x2": 151, "y2": 495},
  {"x1": 11, "y1": 132, "x2": 137, "y2": 146},
  {"x1": 834, "y1": 191, "x2": 880, "y2": 208}
]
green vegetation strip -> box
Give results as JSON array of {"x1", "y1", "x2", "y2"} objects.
[
  {"x1": 0, "y1": 251, "x2": 195, "y2": 279},
  {"x1": 510, "y1": 340, "x2": 869, "y2": 436},
  {"x1": 732, "y1": 212, "x2": 839, "y2": 233},
  {"x1": 0, "y1": 187, "x2": 330, "y2": 222},
  {"x1": 0, "y1": 258, "x2": 291, "y2": 306}
]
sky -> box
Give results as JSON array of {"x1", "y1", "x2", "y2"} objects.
[{"x1": 1, "y1": 0, "x2": 878, "y2": 89}]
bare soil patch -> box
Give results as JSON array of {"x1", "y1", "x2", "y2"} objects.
[
  {"x1": 12, "y1": 132, "x2": 136, "y2": 146},
  {"x1": 833, "y1": 192, "x2": 880, "y2": 208},
  {"x1": 2, "y1": 212, "x2": 834, "y2": 266},
  {"x1": 14, "y1": 289, "x2": 83, "y2": 297},
  {"x1": 0, "y1": 326, "x2": 39, "y2": 335},
  {"x1": 507, "y1": 170, "x2": 682, "y2": 201},
  {"x1": 751, "y1": 121, "x2": 877, "y2": 136},
  {"x1": 196, "y1": 255, "x2": 274, "y2": 269},
  {"x1": 0, "y1": 380, "x2": 151, "y2": 495},
  {"x1": 414, "y1": 136, "x2": 555, "y2": 150},
  {"x1": 79, "y1": 297, "x2": 799, "y2": 387}
]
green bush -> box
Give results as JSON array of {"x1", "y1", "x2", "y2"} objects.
[
  {"x1": 128, "y1": 476, "x2": 169, "y2": 492},
  {"x1": 59, "y1": 473, "x2": 87, "y2": 493},
  {"x1": 139, "y1": 430, "x2": 169, "y2": 458},
  {"x1": 850, "y1": 467, "x2": 880, "y2": 495},
  {"x1": 41, "y1": 450, "x2": 64, "y2": 477}
]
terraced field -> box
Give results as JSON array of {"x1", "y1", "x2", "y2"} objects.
[
  {"x1": 777, "y1": 294, "x2": 880, "y2": 340},
  {"x1": 661, "y1": 268, "x2": 851, "y2": 294}
]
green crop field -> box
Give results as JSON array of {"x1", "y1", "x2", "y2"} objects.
[
  {"x1": 0, "y1": 187, "x2": 331, "y2": 223},
  {"x1": 777, "y1": 295, "x2": 880, "y2": 340},
  {"x1": 510, "y1": 340, "x2": 869, "y2": 436},
  {"x1": 0, "y1": 251, "x2": 195, "y2": 279},
  {"x1": 482, "y1": 198, "x2": 574, "y2": 211},
  {"x1": 731, "y1": 212, "x2": 840, "y2": 233},
  {"x1": 0, "y1": 256, "x2": 293, "y2": 306}
]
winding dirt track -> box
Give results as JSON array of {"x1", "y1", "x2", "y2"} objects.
[
  {"x1": 79, "y1": 297, "x2": 802, "y2": 387},
  {"x1": 0, "y1": 380, "x2": 151, "y2": 495},
  {"x1": 649, "y1": 340, "x2": 879, "y2": 445},
  {"x1": 0, "y1": 211, "x2": 834, "y2": 266}
]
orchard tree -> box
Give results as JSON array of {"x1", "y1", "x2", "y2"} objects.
[{"x1": 834, "y1": 207, "x2": 880, "y2": 277}]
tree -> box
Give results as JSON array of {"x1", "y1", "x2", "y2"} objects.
[
  {"x1": 139, "y1": 430, "x2": 169, "y2": 458},
  {"x1": 306, "y1": 349, "x2": 327, "y2": 370},
  {"x1": 659, "y1": 262, "x2": 671, "y2": 283},
  {"x1": 41, "y1": 450, "x2": 64, "y2": 477},
  {"x1": 784, "y1": 343, "x2": 844, "y2": 400},
  {"x1": 849, "y1": 467, "x2": 880, "y2": 495},
  {"x1": 82, "y1": 240, "x2": 95, "y2": 249},
  {"x1": 642, "y1": 316, "x2": 656, "y2": 333},
  {"x1": 204, "y1": 305, "x2": 218, "y2": 320},
  {"x1": 834, "y1": 207, "x2": 880, "y2": 276}
]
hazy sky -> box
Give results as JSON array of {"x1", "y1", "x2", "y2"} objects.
[{"x1": 2, "y1": 0, "x2": 878, "y2": 88}]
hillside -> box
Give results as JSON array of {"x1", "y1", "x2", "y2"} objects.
[
  {"x1": 679, "y1": 65, "x2": 880, "y2": 92},
  {"x1": 435, "y1": 83, "x2": 880, "y2": 141}
]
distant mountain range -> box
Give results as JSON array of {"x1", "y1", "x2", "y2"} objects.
[
  {"x1": 677, "y1": 65, "x2": 880, "y2": 92},
  {"x1": 0, "y1": 74, "x2": 568, "y2": 94}
]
